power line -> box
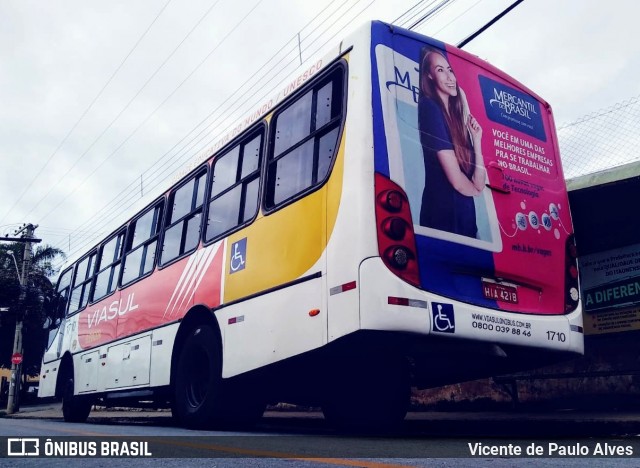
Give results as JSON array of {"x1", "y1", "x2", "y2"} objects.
[
  {"x1": 429, "y1": 0, "x2": 484, "y2": 36},
  {"x1": 405, "y1": 0, "x2": 453, "y2": 30},
  {"x1": 397, "y1": 0, "x2": 442, "y2": 28},
  {"x1": 39, "y1": 0, "x2": 267, "y2": 227},
  {"x1": 457, "y1": 0, "x2": 524, "y2": 48},
  {"x1": 0, "y1": 0, "x2": 174, "y2": 226},
  {"x1": 53, "y1": 0, "x2": 527, "y2": 269},
  {"x1": 22, "y1": 0, "x2": 224, "y2": 221},
  {"x1": 55, "y1": 0, "x2": 454, "y2": 271},
  {"x1": 48, "y1": 0, "x2": 357, "y2": 265},
  {"x1": 53, "y1": 1, "x2": 476, "y2": 270},
  {"x1": 392, "y1": 0, "x2": 430, "y2": 24},
  {"x1": 50, "y1": 0, "x2": 376, "y2": 269}
]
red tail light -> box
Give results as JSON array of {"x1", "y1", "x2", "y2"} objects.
[
  {"x1": 377, "y1": 189, "x2": 404, "y2": 212},
  {"x1": 564, "y1": 234, "x2": 579, "y2": 312},
  {"x1": 375, "y1": 172, "x2": 420, "y2": 287},
  {"x1": 382, "y1": 217, "x2": 408, "y2": 240}
]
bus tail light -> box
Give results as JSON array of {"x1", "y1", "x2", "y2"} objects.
[
  {"x1": 564, "y1": 234, "x2": 579, "y2": 312},
  {"x1": 384, "y1": 245, "x2": 413, "y2": 269},
  {"x1": 382, "y1": 217, "x2": 407, "y2": 240},
  {"x1": 375, "y1": 172, "x2": 420, "y2": 287},
  {"x1": 378, "y1": 189, "x2": 404, "y2": 212}
]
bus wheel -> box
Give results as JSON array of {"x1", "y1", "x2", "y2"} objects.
[
  {"x1": 173, "y1": 325, "x2": 223, "y2": 428},
  {"x1": 61, "y1": 376, "x2": 92, "y2": 423},
  {"x1": 322, "y1": 357, "x2": 409, "y2": 432}
]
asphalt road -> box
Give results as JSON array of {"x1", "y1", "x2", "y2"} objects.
[{"x1": 2, "y1": 404, "x2": 640, "y2": 467}]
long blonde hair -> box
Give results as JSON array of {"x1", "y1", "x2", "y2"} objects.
[{"x1": 419, "y1": 47, "x2": 473, "y2": 175}]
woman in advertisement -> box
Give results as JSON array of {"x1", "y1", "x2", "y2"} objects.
[{"x1": 418, "y1": 46, "x2": 485, "y2": 238}]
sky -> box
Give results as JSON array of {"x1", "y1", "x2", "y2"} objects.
[{"x1": 1, "y1": 0, "x2": 639, "y2": 270}]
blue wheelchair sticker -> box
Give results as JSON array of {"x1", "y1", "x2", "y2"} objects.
[
  {"x1": 229, "y1": 238, "x2": 247, "y2": 274},
  {"x1": 432, "y1": 302, "x2": 455, "y2": 333}
]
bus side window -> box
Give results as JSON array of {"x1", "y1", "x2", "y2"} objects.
[
  {"x1": 205, "y1": 130, "x2": 263, "y2": 241},
  {"x1": 67, "y1": 251, "x2": 97, "y2": 314},
  {"x1": 45, "y1": 269, "x2": 72, "y2": 349},
  {"x1": 92, "y1": 230, "x2": 126, "y2": 302},
  {"x1": 54, "y1": 267, "x2": 73, "y2": 321},
  {"x1": 265, "y1": 66, "x2": 345, "y2": 209},
  {"x1": 161, "y1": 167, "x2": 207, "y2": 265},
  {"x1": 121, "y1": 200, "x2": 164, "y2": 285}
]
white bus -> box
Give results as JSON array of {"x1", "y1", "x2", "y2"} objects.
[{"x1": 39, "y1": 21, "x2": 583, "y2": 429}]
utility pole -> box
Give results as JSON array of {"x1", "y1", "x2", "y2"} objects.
[{"x1": 6, "y1": 223, "x2": 36, "y2": 414}]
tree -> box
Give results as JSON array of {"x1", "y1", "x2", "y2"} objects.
[{"x1": 0, "y1": 242, "x2": 66, "y2": 376}]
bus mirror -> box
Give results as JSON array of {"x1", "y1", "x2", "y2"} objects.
[
  {"x1": 44, "y1": 317, "x2": 62, "y2": 332},
  {"x1": 54, "y1": 292, "x2": 68, "y2": 320}
]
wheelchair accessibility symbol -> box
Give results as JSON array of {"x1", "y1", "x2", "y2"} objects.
[
  {"x1": 432, "y1": 302, "x2": 455, "y2": 333},
  {"x1": 229, "y1": 238, "x2": 247, "y2": 273}
]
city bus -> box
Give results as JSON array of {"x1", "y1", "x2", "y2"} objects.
[{"x1": 38, "y1": 21, "x2": 583, "y2": 429}]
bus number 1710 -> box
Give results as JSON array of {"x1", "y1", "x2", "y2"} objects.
[{"x1": 546, "y1": 331, "x2": 566, "y2": 342}]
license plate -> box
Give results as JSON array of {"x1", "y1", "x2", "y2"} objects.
[{"x1": 482, "y1": 281, "x2": 518, "y2": 304}]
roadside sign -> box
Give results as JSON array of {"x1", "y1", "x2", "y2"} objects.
[{"x1": 11, "y1": 353, "x2": 23, "y2": 365}]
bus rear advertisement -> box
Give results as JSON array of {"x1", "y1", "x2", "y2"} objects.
[{"x1": 38, "y1": 21, "x2": 582, "y2": 430}]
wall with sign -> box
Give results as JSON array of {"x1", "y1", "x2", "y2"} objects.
[
  {"x1": 579, "y1": 243, "x2": 640, "y2": 334},
  {"x1": 568, "y1": 164, "x2": 640, "y2": 335}
]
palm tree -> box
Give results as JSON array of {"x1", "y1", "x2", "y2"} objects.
[{"x1": 0, "y1": 242, "x2": 66, "y2": 375}]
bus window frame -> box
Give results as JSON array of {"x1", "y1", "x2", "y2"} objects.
[
  {"x1": 203, "y1": 122, "x2": 266, "y2": 246},
  {"x1": 53, "y1": 266, "x2": 73, "y2": 322},
  {"x1": 119, "y1": 196, "x2": 165, "y2": 288},
  {"x1": 158, "y1": 164, "x2": 209, "y2": 269},
  {"x1": 263, "y1": 60, "x2": 347, "y2": 215},
  {"x1": 90, "y1": 227, "x2": 127, "y2": 304},
  {"x1": 66, "y1": 249, "x2": 98, "y2": 317},
  {"x1": 56, "y1": 266, "x2": 74, "y2": 295}
]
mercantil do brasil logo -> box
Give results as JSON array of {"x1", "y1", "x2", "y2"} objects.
[{"x1": 479, "y1": 75, "x2": 546, "y2": 142}]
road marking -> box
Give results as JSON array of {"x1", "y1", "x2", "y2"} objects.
[{"x1": 147, "y1": 438, "x2": 417, "y2": 467}]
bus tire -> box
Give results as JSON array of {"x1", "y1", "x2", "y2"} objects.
[
  {"x1": 322, "y1": 356, "x2": 409, "y2": 432},
  {"x1": 173, "y1": 325, "x2": 224, "y2": 428},
  {"x1": 61, "y1": 376, "x2": 92, "y2": 423}
]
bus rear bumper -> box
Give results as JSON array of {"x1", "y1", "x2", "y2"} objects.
[{"x1": 358, "y1": 257, "x2": 584, "y2": 356}]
